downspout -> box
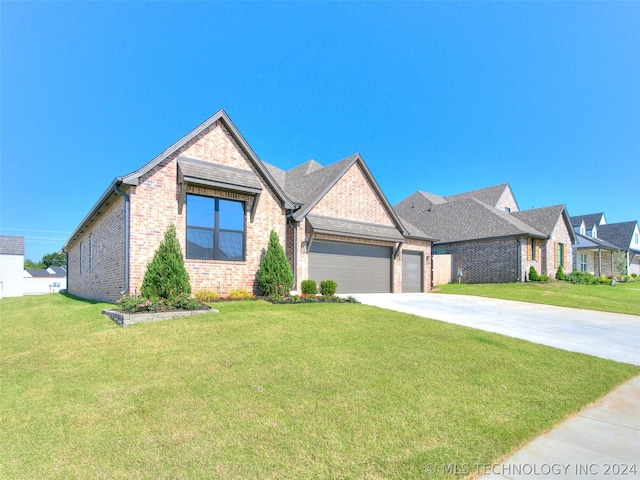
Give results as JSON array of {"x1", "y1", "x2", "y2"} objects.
[
  {"x1": 114, "y1": 183, "x2": 130, "y2": 296},
  {"x1": 516, "y1": 236, "x2": 522, "y2": 282},
  {"x1": 288, "y1": 217, "x2": 298, "y2": 290},
  {"x1": 598, "y1": 248, "x2": 602, "y2": 277}
]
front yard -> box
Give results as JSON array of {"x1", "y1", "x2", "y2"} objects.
[
  {"x1": 437, "y1": 281, "x2": 640, "y2": 316},
  {"x1": 1, "y1": 294, "x2": 638, "y2": 479}
]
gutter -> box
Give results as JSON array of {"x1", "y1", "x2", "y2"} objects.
[
  {"x1": 113, "y1": 183, "x2": 130, "y2": 296},
  {"x1": 287, "y1": 216, "x2": 298, "y2": 290}
]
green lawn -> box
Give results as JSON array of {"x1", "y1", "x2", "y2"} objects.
[
  {"x1": 436, "y1": 281, "x2": 640, "y2": 316},
  {"x1": 2, "y1": 294, "x2": 638, "y2": 479}
]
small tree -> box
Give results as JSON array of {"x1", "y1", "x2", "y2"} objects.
[
  {"x1": 528, "y1": 266, "x2": 539, "y2": 281},
  {"x1": 612, "y1": 250, "x2": 628, "y2": 276},
  {"x1": 257, "y1": 230, "x2": 294, "y2": 297},
  {"x1": 141, "y1": 223, "x2": 191, "y2": 300},
  {"x1": 556, "y1": 265, "x2": 565, "y2": 280},
  {"x1": 42, "y1": 251, "x2": 67, "y2": 267}
]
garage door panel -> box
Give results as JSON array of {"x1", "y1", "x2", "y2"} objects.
[
  {"x1": 402, "y1": 251, "x2": 423, "y2": 293},
  {"x1": 309, "y1": 241, "x2": 391, "y2": 293}
]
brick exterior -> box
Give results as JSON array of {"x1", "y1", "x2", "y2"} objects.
[
  {"x1": 540, "y1": 215, "x2": 574, "y2": 278},
  {"x1": 443, "y1": 237, "x2": 521, "y2": 284},
  {"x1": 66, "y1": 196, "x2": 126, "y2": 302},
  {"x1": 495, "y1": 187, "x2": 519, "y2": 213}
]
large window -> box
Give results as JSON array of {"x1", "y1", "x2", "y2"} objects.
[
  {"x1": 186, "y1": 195, "x2": 245, "y2": 261},
  {"x1": 556, "y1": 242, "x2": 565, "y2": 268},
  {"x1": 580, "y1": 254, "x2": 587, "y2": 272}
]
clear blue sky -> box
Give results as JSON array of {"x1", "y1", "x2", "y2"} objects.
[{"x1": 2, "y1": 2, "x2": 638, "y2": 261}]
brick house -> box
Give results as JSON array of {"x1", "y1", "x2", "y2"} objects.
[
  {"x1": 394, "y1": 185, "x2": 576, "y2": 283},
  {"x1": 63, "y1": 110, "x2": 433, "y2": 302}
]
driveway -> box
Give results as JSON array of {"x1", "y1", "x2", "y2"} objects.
[{"x1": 352, "y1": 293, "x2": 640, "y2": 366}]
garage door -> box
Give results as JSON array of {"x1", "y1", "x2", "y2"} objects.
[
  {"x1": 308, "y1": 241, "x2": 392, "y2": 293},
  {"x1": 402, "y1": 251, "x2": 423, "y2": 293}
]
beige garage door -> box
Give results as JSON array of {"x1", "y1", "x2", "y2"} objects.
[{"x1": 308, "y1": 240, "x2": 392, "y2": 293}]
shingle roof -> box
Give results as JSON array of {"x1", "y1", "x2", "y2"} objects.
[
  {"x1": 178, "y1": 156, "x2": 263, "y2": 194},
  {"x1": 511, "y1": 205, "x2": 569, "y2": 237},
  {"x1": 25, "y1": 267, "x2": 67, "y2": 278},
  {"x1": 570, "y1": 213, "x2": 605, "y2": 229},
  {"x1": 597, "y1": 221, "x2": 638, "y2": 250},
  {"x1": 307, "y1": 215, "x2": 405, "y2": 242},
  {"x1": 574, "y1": 233, "x2": 619, "y2": 251},
  {"x1": 394, "y1": 195, "x2": 546, "y2": 244},
  {"x1": 0, "y1": 236, "x2": 25, "y2": 255},
  {"x1": 444, "y1": 183, "x2": 512, "y2": 208}
]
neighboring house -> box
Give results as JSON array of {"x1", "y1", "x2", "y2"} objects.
[
  {"x1": 0, "y1": 235, "x2": 25, "y2": 298},
  {"x1": 394, "y1": 185, "x2": 575, "y2": 283},
  {"x1": 63, "y1": 110, "x2": 434, "y2": 302},
  {"x1": 23, "y1": 266, "x2": 67, "y2": 295},
  {"x1": 570, "y1": 214, "x2": 640, "y2": 276}
]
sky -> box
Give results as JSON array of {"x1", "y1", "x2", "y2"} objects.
[{"x1": 1, "y1": 1, "x2": 639, "y2": 262}]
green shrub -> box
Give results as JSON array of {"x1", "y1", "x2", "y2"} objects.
[
  {"x1": 320, "y1": 280, "x2": 337, "y2": 296},
  {"x1": 228, "y1": 288, "x2": 253, "y2": 300},
  {"x1": 257, "y1": 230, "x2": 294, "y2": 297},
  {"x1": 564, "y1": 270, "x2": 598, "y2": 285},
  {"x1": 632, "y1": 273, "x2": 638, "y2": 279},
  {"x1": 528, "y1": 266, "x2": 539, "y2": 281},
  {"x1": 538, "y1": 275, "x2": 550, "y2": 282},
  {"x1": 301, "y1": 280, "x2": 318, "y2": 295},
  {"x1": 599, "y1": 276, "x2": 611, "y2": 285},
  {"x1": 141, "y1": 223, "x2": 191, "y2": 301},
  {"x1": 555, "y1": 266, "x2": 565, "y2": 280},
  {"x1": 170, "y1": 292, "x2": 201, "y2": 310},
  {"x1": 118, "y1": 295, "x2": 163, "y2": 313},
  {"x1": 194, "y1": 290, "x2": 220, "y2": 302}
]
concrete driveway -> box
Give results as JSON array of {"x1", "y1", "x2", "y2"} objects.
[{"x1": 352, "y1": 293, "x2": 640, "y2": 366}]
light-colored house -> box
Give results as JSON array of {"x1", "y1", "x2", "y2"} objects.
[
  {"x1": 0, "y1": 235, "x2": 25, "y2": 298},
  {"x1": 394, "y1": 185, "x2": 575, "y2": 284},
  {"x1": 63, "y1": 110, "x2": 434, "y2": 302},
  {"x1": 23, "y1": 266, "x2": 67, "y2": 295},
  {"x1": 571, "y1": 214, "x2": 640, "y2": 276}
]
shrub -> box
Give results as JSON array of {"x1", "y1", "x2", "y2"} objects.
[
  {"x1": 555, "y1": 266, "x2": 565, "y2": 280},
  {"x1": 141, "y1": 223, "x2": 191, "y2": 301},
  {"x1": 118, "y1": 295, "x2": 163, "y2": 313},
  {"x1": 613, "y1": 250, "x2": 628, "y2": 276},
  {"x1": 599, "y1": 276, "x2": 611, "y2": 285},
  {"x1": 257, "y1": 230, "x2": 294, "y2": 297},
  {"x1": 564, "y1": 270, "x2": 598, "y2": 285},
  {"x1": 632, "y1": 273, "x2": 638, "y2": 279},
  {"x1": 170, "y1": 292, "x2": 201, "y2": 310},
  {"x1": 538, "y1": 275, "x2": 550, "y2": 282},
  {"x1": 320, "y1": 280, "x2": 337, "y2": 296},
  {"x1": 194, "y1": 290, "x2": 220, "y2": 302},
  {"x1": 228, "y1": 288, "x2": 253, "y2": 300},
  {"x1": 528, "y1": 266, "x2": 539, "y2": 281},
  {"x1": 301, "y1": 280, "x2": 317, "y2": 295}
]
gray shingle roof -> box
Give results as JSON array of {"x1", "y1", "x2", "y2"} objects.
[
  {"x1": 25, "y1": 267, "x2": 67, "y2": 278},
  {"x1": 444, "y1": 183, "x2": 512, "y2": 207},
  {"x1": 570, "y1": 213, "x2": 605, "y2": 229},
  {"x1": 394, "y1": 195, "x2": 546, "y2": 244},
  {"x1": 574, "y1": 233, "x2": 619, "y2": 251},
  {"x1": 307, "y1": 215, "x2": 405, "y2": 242},
  {"x1": 0, "y1": 236, "x2": 25, "y2": 255},
  {"x1": 598, "y1": 221, "x2": 638, "y2": 250},
  {"x1": 511, "y1": 205, "x2": 568, "y2": 237},
  {"x1": 178, "y1": 156, "x2": 263, "y2": 194}
]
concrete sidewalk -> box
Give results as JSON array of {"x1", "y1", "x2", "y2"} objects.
[{"x1": 352, "y1": 293, "x2": 640, "y2": 479}]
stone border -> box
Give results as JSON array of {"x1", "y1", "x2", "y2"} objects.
[{"x1": 102, "y1": 308, "x2": 218, "y2": 327}]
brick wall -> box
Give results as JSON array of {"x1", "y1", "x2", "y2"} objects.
[
  {"x1": 398, "y1": 239, "x2": 432, "y2": 292},
  {"x1": 496, "y1": 187, "x2": 519, "y2": 213},
  {"x1": 66, "y1": 195, "x2": 126, "y2": 302},
  {"x1": 541, "y1": 216, "x2": 574, "y2": 277},
  {"x1": 445, "y1": 237, "x2": 520, "y2": 284}
]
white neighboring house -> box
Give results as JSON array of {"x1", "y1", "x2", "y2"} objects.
[
  {"x1": 0, "y1": 235, "x2": 25, "y2": 298},
  {"x1": 23, "y1": 266, "x2": 67, "y2": 295}
]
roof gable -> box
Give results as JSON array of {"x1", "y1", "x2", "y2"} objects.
[
  {"x1": 445, "y1": 183, "x2": 516, "y2": 209},
  {"x1": 598, "y1": 221, "x2": 639, "y2": 249},
  {"x1": 0, "y1": 235, "x2": 25, "y2": 255},
  {"x1": 511, "y1": 205, "x2": 575, "y2": 242},
  {"x1": 570, "y1": 213, "x2": 606, "y2": 229}
]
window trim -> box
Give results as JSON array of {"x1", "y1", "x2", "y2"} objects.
[{"x1": 186, "y1": 193, "x2": 246, "y2": 262}]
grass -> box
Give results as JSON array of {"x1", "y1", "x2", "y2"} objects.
[
  {"x1": 436, "y1": 281, "x2": 640, "y2": 316},
  {"x1": 1, "y1": 294, "x2": 638, "y2": 479}
]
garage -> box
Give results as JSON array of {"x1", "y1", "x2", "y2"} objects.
[
  {"x1": 402, "y1": 251, "x2": 423, "y2": 292},
  {"x1": 308, "y1": 240, "x2": 392, "y2": 293}
]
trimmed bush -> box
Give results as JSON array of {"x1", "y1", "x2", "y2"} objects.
[
  {"x1": 257, "y1": 230, "x2": 294, "y2": 297},
  {"x1": 228, "y1": 289, "x2": 253, "y2": 300},
  {"x1": 320, "y1": 280, "x2": 337, "y2": 296},
  {"x1": 599, "y1": 276, "x2": 611, "y2": 285},
  {"x1": 528, "y1": 266, "x2": 539, "y2": 282},
  {"x1": 564, "y1": 270, "x2": 598, "y2": 285},
  {"x1": 194, "y1": 290, "x2": 220, "y2": 302},
  {"x1": 556, "y1": 266, "x2": 565, "y2": 280},
  {"x1": 141, "y1": 223, "x2": 191, "y2": 301},
  {"x1": 538, "y1": 275, "x2": 550, "y2": 282},
  {"x1": 301, "y1": 280, "x2": 318, "y2": 295}
]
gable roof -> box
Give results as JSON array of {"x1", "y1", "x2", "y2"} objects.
[
  {"x1": 24, "y1": 266, "x2": 67, "y2": 278},
  {"x1": 444, "y1": 183, "x2": 515, "y2": 209},
  {"x1": 574, "y1": 232, "x2": 620, "y2": 251},
  {"x1": 511, "y1": 205, "x2": 576, "y2": 243},
  {"x1": 0, "y1": 235, "x2": 25, "y2": 255},
  {"x1": 64, "y1": 110, "x2": 294, "y2": 250},
  {"x1": 265, "y1": 154, "x2": 409, "y2": 236},
  {"x1": 597, "y1": 221, "x2": 638, "y2": 250},
  {"x1": 395, "y1": 195, "x2": 546, "y2": 244},
  {"x1": 570, "y1": 213, "x2": 606, "y2": 229}
]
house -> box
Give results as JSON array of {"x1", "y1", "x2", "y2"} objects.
[
  {"x1": 23, "y1": 266, "x2": 67, "y2": 295},
  {"x1": 0, "y1": 235, "x2": 25, "y2": 298},
  {"x1": 62, "y1": 110, "x2": 434, "y2": 302},
  {"x1": 394, "y1": 185, "x2": 575, "y2": 283},
  {"x1": 570, "y1": 214, "x2": 640, "y2": 276}
]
